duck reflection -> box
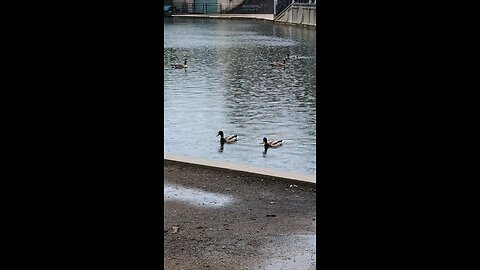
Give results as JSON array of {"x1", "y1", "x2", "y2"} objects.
[
  {"x1": 262, "y1": 145, "x2": 268, "y2": 156},
  {"x1": 219, "y1": 142, "x2": 224, "y2": 153}
]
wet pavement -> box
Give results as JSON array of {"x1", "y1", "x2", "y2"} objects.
[
  {"x1": 164, "y1": 161, "x2": 316, "y2": 270},
  {"x1": 164, "y1": 184, "x2": 235, "y2": 208}
]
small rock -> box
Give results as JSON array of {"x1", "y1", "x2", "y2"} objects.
[{"x1": 172, "y1": 226, "x2": 179, "y2": 233}]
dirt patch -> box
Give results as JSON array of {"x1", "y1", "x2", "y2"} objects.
[{"x1": 164, "y1": 162, "x2": 316, "y2": 269}]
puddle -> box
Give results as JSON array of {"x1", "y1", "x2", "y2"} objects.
[
  {"x1": 253, "y1": 234, "x2": 316, "y2": 270},
  {"x1": 164, "y1": 184, "x2": 234, "y2": 208}
]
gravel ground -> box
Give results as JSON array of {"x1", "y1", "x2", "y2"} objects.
[{"x1": 164, "y1": 161, "x2": 317, "y2": 270}]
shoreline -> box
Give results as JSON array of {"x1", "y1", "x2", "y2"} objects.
[
  {"x1": 171, "y1": 14, "x2": 274, "y2": 22},
  {"x1": 165, "y1": 153, "x2": 316, "y2": 185},
  {"x1": 168, "y1": 14, "x2": 316, "y2": 28}
]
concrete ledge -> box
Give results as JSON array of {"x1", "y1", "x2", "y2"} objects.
[
  {"x1": 164, "y1": 153, "x2": 316, "y2": 185},
  {"x1": 273, "y1": 20, "x2": 316, "y2": 28},
  {"x1": 172, "y1": 14, "x2": 274, "y2": 22}
]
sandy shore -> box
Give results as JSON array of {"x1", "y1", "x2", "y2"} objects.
[{"x1": 164, "y1": 161, "x2": 316, "y2": 269}]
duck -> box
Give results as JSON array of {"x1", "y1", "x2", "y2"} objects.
[
  {"x1": 263, "y1": 137, "x2": 284, "y2": 148},
  {"x1": 217, "y1": 131, "x2": 238, "y2": 144},
  {"x1": 270, "y1": 58, "x2": 287, "y2": 68},
  {"x1": 171, "y1": 59, "x2": 187, "y2": 69},
  {"x1": 286, "y1": 53, "x2": 298, "y2": 60}
]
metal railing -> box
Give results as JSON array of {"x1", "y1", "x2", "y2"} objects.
[{"x1": 172, "y1": 3, "x2": 224, "y2": 15}]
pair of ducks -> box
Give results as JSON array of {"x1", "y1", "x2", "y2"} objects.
[
  {"x1": 270, "y1": 53, "x2": 299, "y2": 68},
  {"x1": 172, "y1": 53, "x2": 298, "y2": 69},
  {"x1": 217, "y1": 131, "x2": 284, "y2": 149}
]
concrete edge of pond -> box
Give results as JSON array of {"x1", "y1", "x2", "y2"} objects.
[
  {"x1": 164, "y1": 153, "x2": 316, "y2": 186},
  {"x1": 171, "y1": 14, "x2": 274, "y2": 22},
  {"x1": 170, "y1": 14, "x2": 316, "y2": 28}
]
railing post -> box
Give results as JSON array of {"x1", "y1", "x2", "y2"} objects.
[{"x1": 274, "y1": 0, "x2": 277, "y2": 15}]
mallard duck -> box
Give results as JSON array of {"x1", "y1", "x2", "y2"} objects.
[
  {"x1": 171, "y1": 59, "x2": 187, "y2": 69},
  {"x1": 263, "y1": 137, "x2": 283, "y2": 148},
  {"x1": 217, "y1": 131, "x2": 238, "y2": 144},
  {"x1": 286, "y1": 53, "x2": 298, "y2": 60},
  {"x1": 270, "y1": 58, "x2": 287, "y2": 68}
]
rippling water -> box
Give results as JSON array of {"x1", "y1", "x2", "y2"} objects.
[{"x1": 164, "y1": 17, "x2": 316, "y2": 176}]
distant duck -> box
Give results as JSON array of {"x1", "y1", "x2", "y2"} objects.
[
  {"x1": 217, "y1": 131, "x2": 238, "y2": 144},
  {"x1": 270, "y1": 58, "x2": 287, "y2": 68},
  {"x1": 263, "y1": 137, "x2": 284, "y2": 148},
  {"x1": 171, "y1": 59, "x2": 187, "y2": 69},
  {"x1": 286, "y1": 53, "x2": 298, "y2": 60}
]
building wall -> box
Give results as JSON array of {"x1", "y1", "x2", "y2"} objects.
[{"x1": 172, "y1": 0, "x2": 245, "y2": 13}]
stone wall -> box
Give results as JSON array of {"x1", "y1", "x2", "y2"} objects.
[{"x1": 275, "y1": 4, "x2": 316, "y2": 27}]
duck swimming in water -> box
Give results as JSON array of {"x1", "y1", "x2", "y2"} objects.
[
  {"x1": 171, "y1": 59, "x2": 187, "y2": 69},
  {"x1": 286, "y1": 53, "x2": 298, "y2": 60},
  {"x1": 263, "y1": 137, "x2": 284, "y2": 148},
  {"x1": 270, "y1": 58, "x2": 287, "y2": 68},
  {"x1": 217, "y1": 131, "x2": 238, "y2": 144}
]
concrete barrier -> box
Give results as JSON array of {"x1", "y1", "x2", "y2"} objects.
[
  {"x1": 171, "y1": 14, "x2": 274, "y2": 21},
  {"x1": 275, "y1": 4, "x2": 316, "y2": 27},
  {"x1": 164, "y1": 153, "x2": 316, "y2": 185}
]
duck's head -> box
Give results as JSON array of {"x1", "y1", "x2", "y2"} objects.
[
  {"x1": 217, "y1": 131, "x2": 224, "y2": 137},
  {"x1": 263, "y1": 137, "x2": 268, "y2": 144}
]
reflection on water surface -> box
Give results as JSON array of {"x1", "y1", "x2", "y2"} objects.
[{"x1": 164, "y1": 18, "x2": 316, "y2": 176}]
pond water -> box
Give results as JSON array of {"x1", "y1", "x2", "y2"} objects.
[{"x1": 164, "y1": 17, "x2": 316, "y2": 176}]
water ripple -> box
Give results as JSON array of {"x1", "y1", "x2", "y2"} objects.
[{"x1": 164, "y1": 18, "x2": 316, "y2": 176}]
